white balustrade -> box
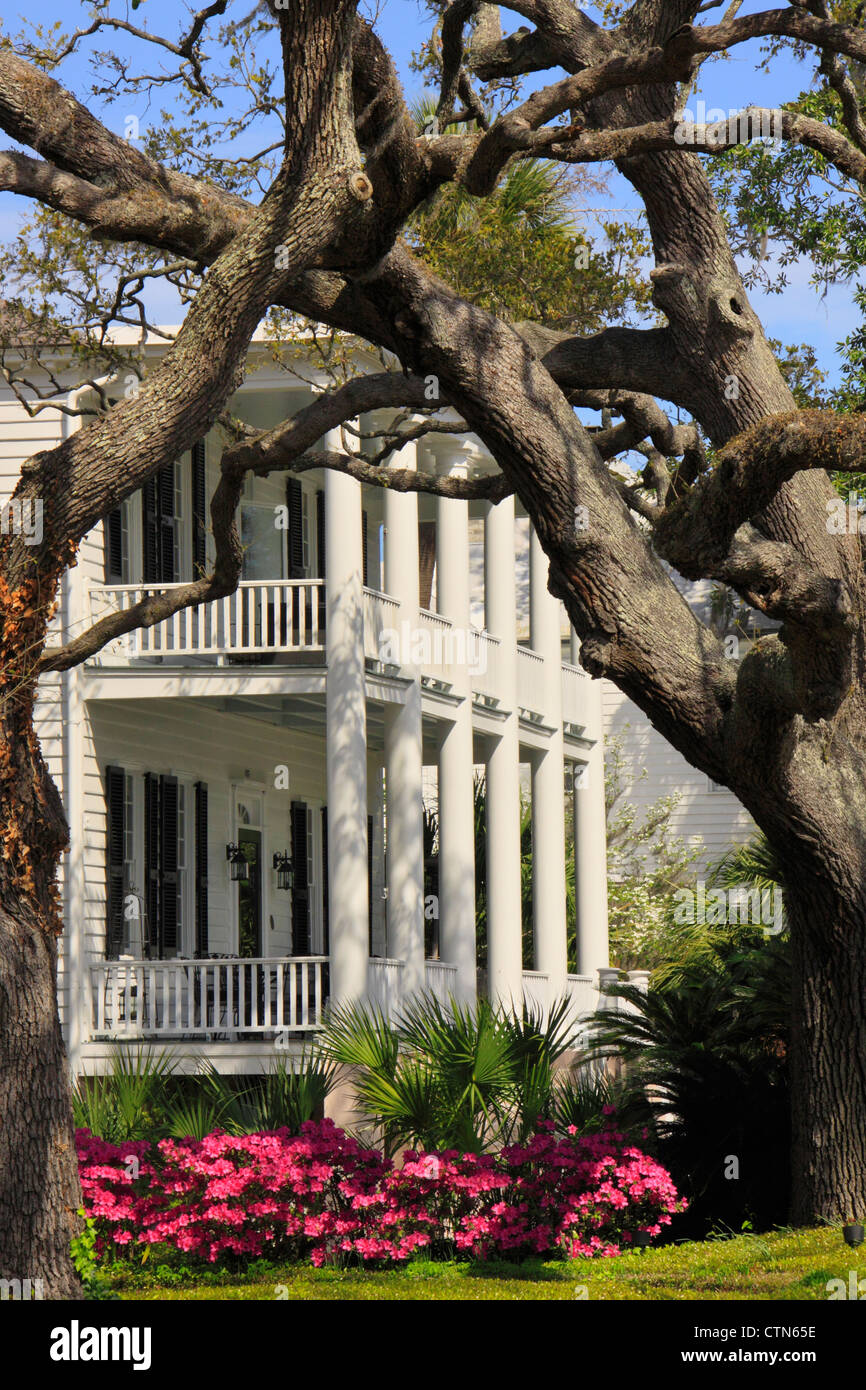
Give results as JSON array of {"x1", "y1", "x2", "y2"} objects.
[
  {"x1": 89, "y1": 957, "x2": 328, "y2": 1037},
  {"x1": 470, "y1": 631, "x2": 501, "y2": 704},
  {"x1": 424, "y1": 960, "x2": 459, "y2": 1007},
  {"x1": 88, "y1": 580, "x2": 325, "y2": 661},
  {"x1": 521, "y1": 969, "x2": 551, "y2": 1019},
  {"x1": 363, "y1": 587, "x2": 402, "y2": 665},
  {"x1": 561, "y1": 661, "x2": 589, "y2": 728},
  {"x1": 366, "y1": 957, "x2": 404, "y2": 1023},
  {"x1": 517, "y1": 646, "x2": 547, "y2": 718}
]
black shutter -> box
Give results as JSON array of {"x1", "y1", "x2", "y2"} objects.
[
  {"x1": 160, "y1": 776, "x2": 179, "y2": 957},
  {"x1": 144, "y1": 773, "x2": 160, "y2": 956},
  {"x1": 286, "y1": 478, "x2": 304, "y2": 579},
  {"x1": 142, "y1": 464, "x2": 177, "y2": 583},
  {"x1": 142, "y1": 478, "x2": 159, "y2": 584},
  {"x1": 105, "y1": 765, "x2": 126, "y2": 960},
  {"x1": 191, "y1": 440, "x2": 207, "y2": 577},
  {"x1": 368, "y1": 813, "x2": 374, "y2": 955},
  {"x1": 316, "y1": 489, "x2": 326, "y2": 579},
  {"x1": 104, "y1": 508, "x2": 124, "y2": 584},
  {"x1": 290, "y1": 801, "x2": 310, "y2": 955},
  {"x1": 321, "y1": 806, "x2": 329, "y2": 955},
  {"x1": 158, "y1": 464, "x2": 177, "y2": 583},
  {"x1": 362, "y1": 508, "x2": 369, "y2": 588},
  {"x1": 194, "y1": 782, "x2": 209, "y2": 957},
  {"x1": 316, "y1": 488, "x2": 326, "y2": 633}
]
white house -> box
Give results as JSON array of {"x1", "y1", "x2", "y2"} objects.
[{"x1": 2, "y1": 332, "x2": 611, "y2": 1075}]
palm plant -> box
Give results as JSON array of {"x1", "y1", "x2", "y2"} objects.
[
  {"x1": 227, "y1": 1053, "x2": 338, "y2": 1134},
  {"x1": 586, "y1": 940, "x2": 791, "y2": 1233},
  {"x1": 553, "y1": 1067, "x2": 623, "y2": 1137},
  {"x1": 317, "y1": 992, "x2": 580, "y2": 1155},
  {"x1": 73, "y1": 1047, "x2": 176, "y2": 1142}
]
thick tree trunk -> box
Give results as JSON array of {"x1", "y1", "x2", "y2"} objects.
[
  {"x1": 0, "y1": 583, "x2": 81, "y2": 1297},
  {"x1": 0, "y1": 904, "x2": 82, "y2": 1298},
  {"x1": 788, "y1": 884, "x2": 866, "y2": 1225}
]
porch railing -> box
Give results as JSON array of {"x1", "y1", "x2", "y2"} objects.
[
  {"x1": 424, "y1": 960, "x2": 459, "y2": 1007},
  {"x1": 470, "y1": 632, "x2": 501, "y2": 704},
  {"x1": 561, "y1": 661, "x2": 589, "y2": 729},
  {"x1": 363, "y1": 588, "x2": 401, "y2": 665},
  {"x1": 89, "y1": 956, "x2": 329, "y2": 1037},
  {"x1": 521, "y1": 969, "x2": 551, "y2": 1017},
  {"x1": 516, "y1": 646, "x2": 546, "y2": 719},
  {"x1": 367, "y1": 957, "x2": 404, "y2": 1023},
  {"x1": 88, "y1": 580, "x2": 325, "y2": 661}
]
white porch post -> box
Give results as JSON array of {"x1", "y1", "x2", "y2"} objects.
[
  {"x1": 529, "y1": 525, "x2": 568, "y2": 996},
  {"x1": 571, "y1": 631, "x2": 610, "y2": 976},
  {"x1": 434, "y1": 446, "x2": 476, "y2": 1002},
  {"x1": 325, "y1": 427, "x2": 369, "y2": 1004},
  {"x1": 383, "y1": 437, "x2": 425, "y2": 997},
  {"x1": 484, "y1": 495, "x2": 523, "y2": 1007}
]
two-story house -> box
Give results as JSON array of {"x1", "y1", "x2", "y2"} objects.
[{"x1": 3, "y1": 329, "x2": 611, "y2": 1076}]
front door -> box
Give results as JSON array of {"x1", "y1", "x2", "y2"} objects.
[{"x1": 237, "y1": 829, "x2": 262, "y2": 958}]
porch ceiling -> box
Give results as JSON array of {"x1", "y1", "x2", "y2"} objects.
[{"x1": 215, "y1": 694, "x2": 389, "y2": 752}]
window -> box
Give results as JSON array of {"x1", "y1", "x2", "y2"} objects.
[
  {"x1": 177, "y1": 783, "x2": 188, "y2": 955},
  {"x1": 241, "y1": 503, "x2": 285, "y2": 581},
  {"x1": 302, "y1": 487, "x2": 311, "y2": 573}
]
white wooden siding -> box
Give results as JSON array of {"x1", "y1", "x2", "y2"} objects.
[{"x1": 602, "y1": 681, "x2": 755, "y2": 871}]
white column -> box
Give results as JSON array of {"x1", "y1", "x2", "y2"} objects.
[
  {"x1": 325, "y1": 428, "x2": 369, "y2": 1004},
  {"x1": 529, "y1": 526, "x2": 567, "y2": 995},
  {"x1": 435, "y1": 449, "x2": 476, "y2": 1001},
  {"x1": 383, "y1": 438, "x2": 425, "y2": 997},
  {"x1": 573, "y1": 672, "x2": 610, "y2": 977},
  {"x1": 484, "y1": 495, "x2": 523, "y2": 1007}
]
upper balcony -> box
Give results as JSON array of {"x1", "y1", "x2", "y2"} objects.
[{"x1": 86, "y1": 577, "x2": 591, "y2": 731}]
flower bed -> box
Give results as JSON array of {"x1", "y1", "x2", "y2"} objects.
[{"x1": 76, "y1": 1118, "x2": 685, "y2": 1267}]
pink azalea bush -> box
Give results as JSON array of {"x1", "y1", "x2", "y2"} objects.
[{"x1": 76, "y1": 1117, "x2": 685, "y2": 1267}]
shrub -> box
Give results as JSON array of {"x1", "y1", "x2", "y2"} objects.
[{"x1": 76, "y1": 1116, "x2": 685, "y2": 1269}]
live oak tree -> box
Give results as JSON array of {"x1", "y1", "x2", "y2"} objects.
[{"x1": 5, "y1": 0, "x2": 866, "y2": 1293}]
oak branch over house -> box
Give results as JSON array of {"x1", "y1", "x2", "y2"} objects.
[{"x1": 2, "y1": 0, "x2": 866, "y2": 1295}]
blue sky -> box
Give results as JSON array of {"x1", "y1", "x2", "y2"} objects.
[{"x1": 0, "y1": 0, "x2": 859, "y2": 387}]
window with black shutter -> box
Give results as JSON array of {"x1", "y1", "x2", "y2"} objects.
[
  {"x1": 316, "y1": 489, "x2": 326, "y2": 578},
  {"x1": 290, "y1": 801, "x2": 310, "y2": 955},
  {"x1": 105, "y1": 765, "x2": 126, "y2": 959},
  {"x1": 143, "y1": 771, "x2": 180, "y2": 958},
  {"x1": 286, "y1": 478, "x2": 305, "y2": 579},
  {"x1": 191, "y1": 440, "x2": 207, "y2": 576},
  {"x1": 144, "y1": 773, "x2": 160, "y2": 956},
  {"x1": 142, "y1": 463, "x2": 178, "y2": 583},
  {"x1": 316, "y1": 488, "x2": 326, "y2": 632},
  {"x1": 362, "y1": 509, "x2": 369, "y2": 589},
  {"x1": 104, "y1": 508, "x2": 124, "y2": 584},
  {"x1": 160, "y1": 776, "x2": 179, "y2": 957},
  {"x1": 195, "y1": 782, "x2": 209, "y2": 957}
]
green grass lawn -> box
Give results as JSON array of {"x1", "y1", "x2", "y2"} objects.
[{"x1": 109, "y1": 1226, "x2": 861, "y2": 1301}]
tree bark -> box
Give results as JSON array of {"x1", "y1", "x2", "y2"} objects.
[
  {"x1": 788, "y1": 883, "x2": 866, "y2": 1224},
  {"x1": 0, "y1": 653, "x2": 81, "y2": 1296}
]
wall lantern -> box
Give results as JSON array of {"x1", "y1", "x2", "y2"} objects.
[
  {"x1": 226, "y1": 843, "x2": 249, "y2": 882},
  {"x1": 272, "y1": 851, "x2": 294, "y2": 892}
]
